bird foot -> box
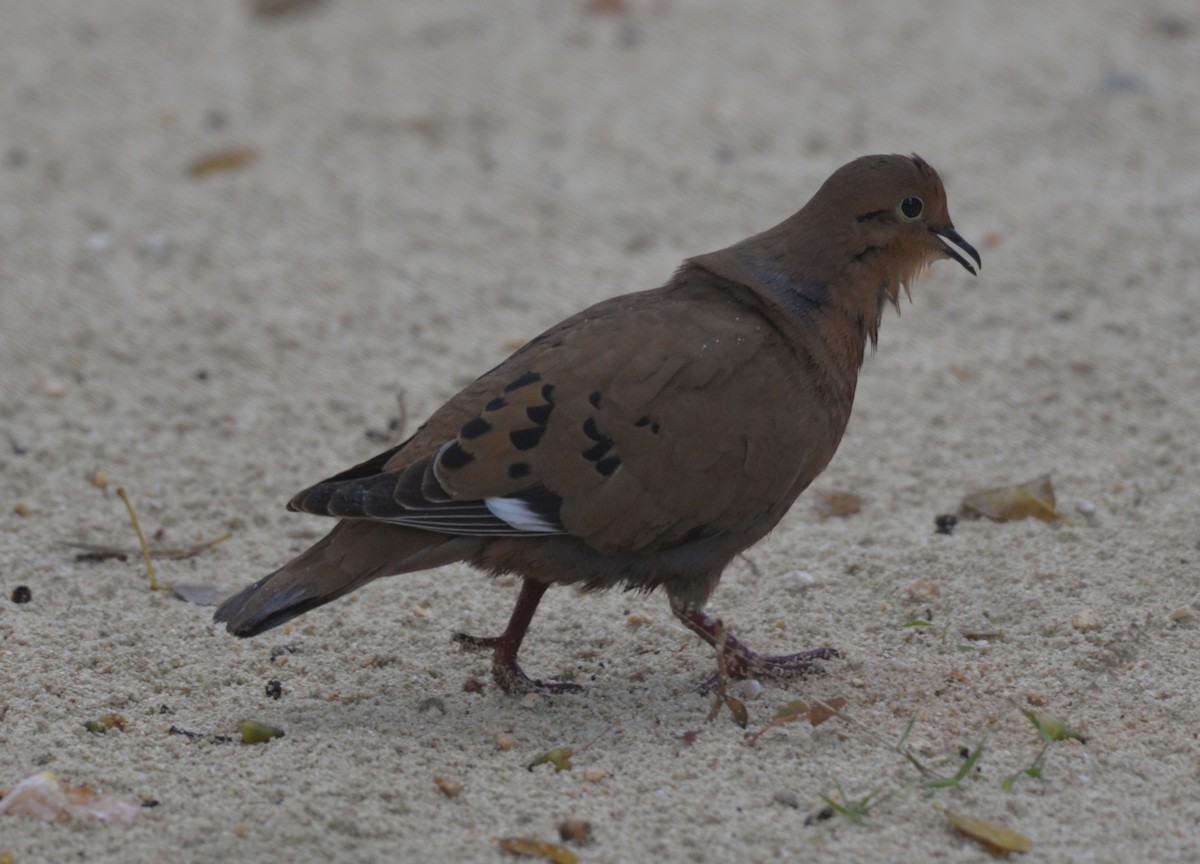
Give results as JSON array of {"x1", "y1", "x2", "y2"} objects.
[
  {"x1": 452, "y1": 631, "x2": 583, "y2": 696},
  {"x1": 670, "y1": 602, "x2": 838, "y2": 692}
]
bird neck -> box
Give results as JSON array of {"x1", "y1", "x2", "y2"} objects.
[{"x1": 681, "y1": 249, "x2": 869, "y2": 426}]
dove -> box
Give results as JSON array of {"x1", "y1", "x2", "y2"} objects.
[{"x1": 214, "y1": 154, "x2": 980, "y2": 694}]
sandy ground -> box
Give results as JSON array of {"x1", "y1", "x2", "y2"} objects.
[{"x1": 2, "y1": 1, "x2": 1199, "y2": 861}]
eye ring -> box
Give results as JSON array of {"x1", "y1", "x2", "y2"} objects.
[{"x1": 897, "y1": 196, "x2": 924, "y2": 222}]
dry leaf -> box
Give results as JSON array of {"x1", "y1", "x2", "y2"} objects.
[
  {"x1": 941, "y1": 808, "x2": 1033, "y2": 855},
  {"x1": 814, "y1": 490, "x2": 862, "y2": 520},
  {"x1": 188, "y1": 146, "x2": 258, "y2": 177},
  {"x1": 959, "y1": 474, "x2": 1067, "y2": 523},
  {"x1": 0, "y1": 772, "x2": 139, "y2": 825},
  {"x1": 498, "y1": 837, "x2": 578, "y2": 864},
  {"x1": 725, "y1": 695, "x2": 748, "y2": 728},
  {"x1": 808, "y1": 697, "x2": 847, "y2": 727}
]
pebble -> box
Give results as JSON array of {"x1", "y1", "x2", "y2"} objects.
[
  {"x1": 735, "y1": 679, "x2": 765, "y2": 701},
  {"x1": 1072, "y1": 609, "x2": 1102, "y2": 631},
  {"x1": 907, "y1": 578, "x2": 940, "y2": 601},
  {"x1": 42, "y1": 379, "x2": 68, "y2": 397},
  {"x1": 781, "y1": 570, "x2": 816, "y2": 594},
  {"x1": 12, "y1": 500, "x2": 37, "y2": 517},
  {"x1": 494, "y1": 733, "x2": 517, "y2": 751},
  {"x1": 1167, "y1": 605, "x2": 1192, "y2": 623},
  {"x1": 87, "y1": 231, "x2": 114, "y2": 254}
]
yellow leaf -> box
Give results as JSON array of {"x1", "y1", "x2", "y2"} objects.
[
  {"x1": 942, "y1": 808, "x2": 1033, "y2": 855},
  {"x1": 959, "y1": 474, "x2": 1068, "y2": 523},
  {"x1": 498, "y1": 837, "x2": 578, "y2": 864},
  {"x1": 528, "y1": 748, "x2": 573, "y2": 772}
]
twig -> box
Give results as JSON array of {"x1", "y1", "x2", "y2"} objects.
[{"x1": 116, "y1": 487, "x2": 164, "y2": 592}]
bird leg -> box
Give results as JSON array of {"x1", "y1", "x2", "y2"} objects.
[
  {"x1": 670, "y1": 600, "x2": 838, "y2": 691},
  {"x1": 453, "y1": 578, "x2": 583, "y2": 695}
]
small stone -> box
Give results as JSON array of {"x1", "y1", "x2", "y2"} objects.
[
  {"x1": 520, "y1": 692, "x2": 544, "y2": 710},
  {"x1": 1075, "y1": 499, "x2": 1096, "y2": 517},
  {"x1": 90, "y1": 469, "x2": 111, "y2": 489},
  {"x1": 907, "y1": 578, "x2": 940, "y2": 602},
  {"x1": 772, "y1": 790, "x2": 801, "y2": 809},
  {"x1": 42, "y1": 379, "x2": 68, "y2": 397},
  {"x1": 433, "y1": 775, "x2": 463, "y2": 798},
  {"x1": 558, "y1": 817, "x2": 593, "y2": 844},
  {"x1": 584, "y1": 767, "x2": 609, "y2": 782},
  {"x1": 495, "y1": 733, "x2": 518, "y2": 751},
  {"x1": 87, "y1": 232, "x2": 114, "y2": 254},
  {"x1": 626, "y1": 613, "x2": 653, "y2": 627},
  {"x1": 136, "y1": 233, "x2": 175, "y2": 263},
  {"x1": 12, "y1": 585, "x2": 32, "y2": 604},
  {"x1": 264, "y1": 680, "x2": 283, "y2": 700},
  {"x1": 1168, "y1": 605, "x2": 1192, "y2": 623},
  {"x1": 781, "y1": 570, "x2": 816, "y2": 594},
  {"x1": 1072, "y1": 609, "x2": 1101, "y2": 631},
  {"x1": 735, "y1": 679, "x2": 765, "y2": 701},
  {"x1": 12, "y1": 500, "x2": 37, "y2": 517}
]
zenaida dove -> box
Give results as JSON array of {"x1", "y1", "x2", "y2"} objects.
[{"x1": 215, "y1": 154, "x2": 980, "y2": 694}]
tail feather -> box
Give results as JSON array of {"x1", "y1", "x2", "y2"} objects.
[{"x1": 213, "y1": 520, "x2": 479, "y2": 637}]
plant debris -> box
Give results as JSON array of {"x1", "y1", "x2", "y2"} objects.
[
  {"x1": 0, "y1": 772, "x2": 139, "y2": 825},
  {"x1": 1020, "y1": 709, "x2": 1086, "y2": 744},
  {"x1": 958, "y1": 474, "x2": 1067, "y2": 523},
  {"x1": 498, "y1": 837, "x2": 577, "y2": 864},
  {"x1": 528, "y1": 748, "x2": 573, "y2": 772},
  {"x1": 939, "y1": 807, "x2": 1033, "y2": 855},
  {"x1": 84, "y1": 713, "x2": 128, "y2": 734},
  {"x1": 746, "y1": 697, "x2": 847, "y2": 745},
  {"x1": 187, "y1": 146, "x2": 258, "y2": 177},
  {"x1": 237, "y1": 720, "x2": 285, "y2": 744}
]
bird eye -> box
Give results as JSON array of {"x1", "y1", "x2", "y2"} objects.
[{"x1": 897, "y1": 196, "x2": 924, "y2": 222}]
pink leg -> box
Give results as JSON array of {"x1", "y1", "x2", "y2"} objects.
[
  {"x1": 671, "y1": 600, "x2": 837, "y2": 690},
  {"x1": 453, "y1": 578, "x2": 582, "y2": 695}
]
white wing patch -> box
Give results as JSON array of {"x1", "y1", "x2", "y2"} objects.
[{"x1": 485, "y1": 496, "x2": 562, "y2": 533}]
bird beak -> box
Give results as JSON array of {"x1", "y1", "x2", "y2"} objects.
[{"x1": 932, "y1": 226, "x2": 981, "y2": 275}]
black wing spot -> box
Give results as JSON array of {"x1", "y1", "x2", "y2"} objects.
[
  {"x1": 595, "y1": 456, "x2": 621, "y2": 477},
  {"x1": 651, "y1": 422, "x2": 661, "y2": 435},
  {"x1": 582, "y1": 438, "x2": 613, "y2": 461},
  {"x1": 459, "y1": 417, "x2": 492, "y2": 440},
  {"x1": 439, "y1": 442, "x2": 475, "y2": 470},
  {"x1": 509, "y1": 426, "x2": 546, "y2": 451},
  {"x1": 508, "y1": 462, "x2": 531, "y2": 479},
  {"x1": 582, "y1": 417, "x2": 604, "y2": 441},
  {"x1": 504, "y1": 371, "x2": 542, "y2": 393},
  {"x1": 541, "y1": 384, "x2": 556, "y2": 403},
  {"x1": 588, "y1": 390, "x2": 602, "y2": 408},
  {"x1": 485, "y1": 397, "x2": 508, "y2": 412},
  {"x1": 526, "y1": 403, "x2": 554, "y2": 426},
  {"x1": 634, "y1": 415, "x2": 650, "y2": 427}
]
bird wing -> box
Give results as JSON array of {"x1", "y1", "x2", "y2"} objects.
[{"x1": 289, "y1": 277, "x2": 833, "y2": 555}]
